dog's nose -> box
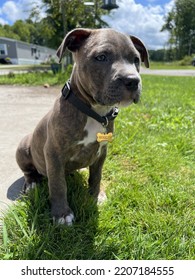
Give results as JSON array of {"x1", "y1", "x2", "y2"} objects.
[{"x1": 123, "y1": 75, "x2": 140, "y2": 91}]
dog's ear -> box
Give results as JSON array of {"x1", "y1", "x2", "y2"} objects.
[
  {"x1": 56, "y1": 28, "x2": 91, "y2": 63},
  {"x1": 130, "y1": 36, "x2": 149, "y2": 68}
]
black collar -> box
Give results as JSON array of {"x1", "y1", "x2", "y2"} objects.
[{"x1": 61, "y1": 81, "x2": 119, "y2": 127}]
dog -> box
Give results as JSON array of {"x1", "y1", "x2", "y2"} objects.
[{"x1": 16, "y1": 28, "x2": 149, "y2": 225}]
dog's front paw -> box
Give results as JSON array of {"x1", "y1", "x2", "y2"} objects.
[
  {"x1": 58, "y1": 213, "x2": 75, "y2": 226},
  {"x1": 54, "y1": 213, "x2": 75, "y2": 226},
  {"x1": 23, "y1": 182, "x2": 37, "y2": 194}
]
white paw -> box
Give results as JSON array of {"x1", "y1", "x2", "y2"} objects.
[
  {"x1": 24, "y1": 182, "x2": 37, "y2": 193},
  {"x1": 56, "y1": 213, "x2": 75, "y2": 226},
  {"x1": 97, "y1": 191, "x2": 107, "y2": 205}
]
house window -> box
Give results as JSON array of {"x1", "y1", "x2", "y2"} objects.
[{"x1": 0, "y1": 44, "x2": 8, "y2": 56}]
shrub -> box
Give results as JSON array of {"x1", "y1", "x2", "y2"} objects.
[{"x1": 178, "y1": 55, "x2": 194, "y2": 66}]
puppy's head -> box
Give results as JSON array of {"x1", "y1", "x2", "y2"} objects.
[{"x1": 57, "y1": 28, "x2": 149, "y2": 107}]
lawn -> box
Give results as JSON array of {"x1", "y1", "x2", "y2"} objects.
[
  {"x1": 0, "y1": 75, "x2": 194, "y2": 260},
  {"x1": 0, "y1": 65, "x2": 73, "y2": 86},
  {"x1": 150, "y1": 61, "x2": 195, "y2": 70}
]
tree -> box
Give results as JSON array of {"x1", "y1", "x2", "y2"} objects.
[
  {"x1": 0, "y1": 20, "x2": 38, "y2": 44},
  {"x1": 162, "y1": 0, "x2": 195, "y2": 59},
  {"x1": 149, "y1": 49, "x2": 166, "y2": 62},
  {"x1": 0, "y1": 24, "x2": 20, "y2": 40},
  {"x1": 30, "y1": 0, "x2": 109, "y2": 49},
  {"x1": 11, "y1": 20, "x2": 32, "y2": 43}
]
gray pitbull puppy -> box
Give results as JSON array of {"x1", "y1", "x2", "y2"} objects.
[{"x1": 16, "y1": 28, "x2": 149, "y2": 225}]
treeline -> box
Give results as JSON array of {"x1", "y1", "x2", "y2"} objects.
[
  {"x1": 0, "y1": 19, "x2": 53, "y2": 47},
  {"x1": 162, "y1": 0, "x2": 195, "y2": 60},
  {"x1": 149, "y1": 49, "x2": 175, "y2": 62},
  {"x1": 150, "y1": 0, "x2": 195, "y2": 62}
]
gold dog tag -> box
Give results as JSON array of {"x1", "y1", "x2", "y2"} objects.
[{"x1": 97, "y1": 132, "x2": 113, "y2": 143}]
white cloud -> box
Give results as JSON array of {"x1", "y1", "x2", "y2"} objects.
[
  {"x1": 0, "y1": 17, "x2": 8, "y2": 25},
  {"x1": 1, "y1": 1, "x2": 21, "y2": 22},
  {"x1": 102, "y1": 0, "x2": 175, "y2": 49},
  {"x1": 164, "y1": 0, "x2": 175, "y2": 13},
  {"x1": 0, "y1": 0, "x2": 43, "y2": 24}
]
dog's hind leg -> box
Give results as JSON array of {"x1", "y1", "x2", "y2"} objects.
[{"x1": 16, "y1": 134, "x2": 42, "y2": 193}]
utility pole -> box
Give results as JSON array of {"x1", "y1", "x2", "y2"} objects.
[
  {"x1": 50, "y1": 0, "x2": 67, "y2": 70},
  {"x1": 60, "y1": 0, "x2": 67, "y2": 36},
  {"x1": 59, "y1": 0, "x2": 67, "y2": 71},
  {"x1": 51, "y1": 0, "x2": 67, "y2": 33}
]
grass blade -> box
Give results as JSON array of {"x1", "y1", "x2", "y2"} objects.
[
  {"x1": 10, "y1": 209, "x2": 29, "y2": 238},
  {"x1": 2, "y1": 222, "x2": 9, "y2": 247}
]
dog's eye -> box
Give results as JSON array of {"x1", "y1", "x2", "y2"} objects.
[
  {"x1": 134, "y1": 57, "x2": 140, "y2": 66},
  {"x1": 95, "y1": 54, "x2": 107, "y2": 62}
]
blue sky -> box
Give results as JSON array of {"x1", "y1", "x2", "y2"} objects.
[{"x1": 0, "y1": 0, "x2": 175, "y2": 49}]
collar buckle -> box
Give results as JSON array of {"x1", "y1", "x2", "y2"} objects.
[
  {"x1": 111, "y1": 107, "x2": 119, "y2": 118},
  {"x1": 62, "y1": 82, "x2": 71, "y2": 99}
]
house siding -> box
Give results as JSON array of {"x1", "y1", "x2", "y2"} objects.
[
  {"x1": 0, "y1": 37, "x2": 56, "y2": 65},
  {"x1": 0, "y1": 38, "x2": 17, "y2": 59}
]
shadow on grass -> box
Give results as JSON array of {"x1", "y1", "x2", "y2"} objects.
[
  {"x1": 2, "y1": 172, "x2": 101, "y2": 260},
  {"x1": 7, "y1": 177, "x2": 24, "y2": 201}
]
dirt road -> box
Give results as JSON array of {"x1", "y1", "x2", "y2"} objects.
[
  {"x1": 0, "y1": 85, "x2": 59, "y2": 213},
  {"x1": 141, "y1": 68, "x2": 195, "y2": 76}
]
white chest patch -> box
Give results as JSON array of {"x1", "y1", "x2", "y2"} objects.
[{"x1": 78, "y1": 117, "x2": 106, "y2": 146}]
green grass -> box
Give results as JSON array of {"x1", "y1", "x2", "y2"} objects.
[
  {"x1": 149, "y1": 61, "x2": 195, "y2": 69},
  {"x1": 0, "y1": 75, "x2": 195, "y2": 260},
  {"x1": 0, "y1": 65, "x2": 73, "y2": 86}
]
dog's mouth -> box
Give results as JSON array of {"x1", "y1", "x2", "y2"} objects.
[
  {"x1": 119, "y1": 96, "x2": 139, "y2": 108},
  {"x1": 93, "y1": 79, "x2": 141, "y2": 106},
  {"x1": 94, "y1": 91, "x2": 140, "y2": 107}
]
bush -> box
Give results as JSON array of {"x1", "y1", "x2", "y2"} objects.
[
  {"x1": 178, "y1": 55, "x2": 194, "y2": 66},
  {"x1": 57, "y1": 64, "x2": 73, "y2": 83}
]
